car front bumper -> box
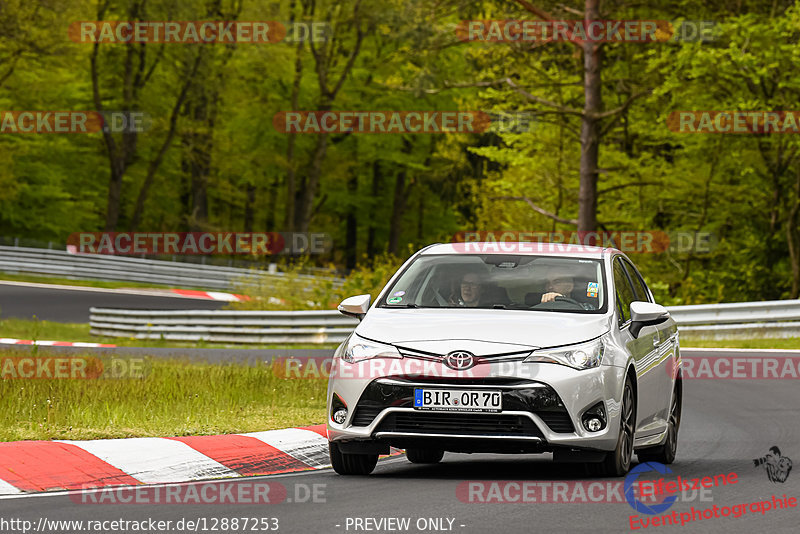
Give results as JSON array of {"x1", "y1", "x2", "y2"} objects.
[{"x1": 327, "y1": 358, "x2": 627, "y2": 453}]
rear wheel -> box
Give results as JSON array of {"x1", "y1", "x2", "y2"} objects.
[
  {"x1": 329, "y1": 442, "x2": 378, "y2": 475},
  {"x1": 406, "y1": 448, "x2": 444, "y2": 464},
  {"x1": 588, "y1": 377, "x2": 635, "y2": 477},
  {"x1": 637, "y1": 382, "x2": 681, "y2": 464}
]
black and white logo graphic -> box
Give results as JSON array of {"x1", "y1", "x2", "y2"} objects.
[{"x1": 753, "y1": 446, "x2": 792, "y2": 483}]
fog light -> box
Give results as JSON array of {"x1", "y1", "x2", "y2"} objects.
[
  {"x1": 332, "y1": 409, "x2": 348, "y2": 424},
  {"x1": 585, "y1": 417, "x2": 602, "y2": 432},
  {"x1": 581, "y1": 401, "x2": 607, "y2": 432}
]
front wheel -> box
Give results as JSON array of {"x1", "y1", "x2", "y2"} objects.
[
  {"x1": 637, "y1": 382, "x2": 681, "y2": 464},
  {"x1": 329, "y1": 442, "x2": 378, "y2": 475},
  {"x1": 588, "y1": 376, "x2": 636, "y2": 477}
]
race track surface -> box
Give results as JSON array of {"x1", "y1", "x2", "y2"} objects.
[
  {"x1": 0, "y1": 282, "x2": 225, "y2": 323},
  {"x1": 1, "y1": 366, "x2": 797, "y2": 534}
]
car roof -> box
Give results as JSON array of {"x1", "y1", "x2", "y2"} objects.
[{"x1": 421, "y1": 242, "x2": 620, "y2": 259}]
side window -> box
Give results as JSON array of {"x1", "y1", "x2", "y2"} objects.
[
  {"x1": 623, "y1": 260, "x2": 652, "y2": 303},
  {"x1": 613, "y1": 258, "x2": 636, "y2": 327}
]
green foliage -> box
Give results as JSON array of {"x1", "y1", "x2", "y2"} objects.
[{"x1": 2, "y1": 0, "x2": 800, "y2": 303}]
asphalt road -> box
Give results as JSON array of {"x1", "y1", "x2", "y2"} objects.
[
  {"x1": 0, "y1": 281, "x2": 225, "y2": 323},
  {"x1": 1, "y1": 373, "x2": 797, "y2": 534}
]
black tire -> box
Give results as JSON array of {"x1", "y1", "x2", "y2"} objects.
[
  {"x1": 406, "y1": 448, "x2": 444, "y2": 464},
  {"x1": 588, "y1": 376, "x2": 636, "y2": 477},
  {"x1": 637, "y1": 382, "x2": 681, "y2": 465},
  {"x1": 329, "y1": 442, "x2": 379, "y2": 475}
]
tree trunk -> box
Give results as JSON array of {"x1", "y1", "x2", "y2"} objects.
[
  {"x1": 103, "y1": 162, "x2": 125, "y2": 232},
  {"x1": 129, "y1": 50, "x2": 204, "y2": 230},
  {"x1": 93, "y1": 0, "x2": 162, "y2": 231},
  {"x1": 345, "y1": 172, "x2": 358, "y2": 269},
  {"x1": 366, "y1": 160, "x2": 381, "y2": 258},
  {"x1": 417, "y1": 191, "x2": 424, "y2": 240},
  {"x1": 295, "y1": 120, "x2": 330, "y2": 232},
  {"x1": 284, "y1": 39, "x2": 304, "y2": 231},
  {"x1": 297, "y1": 0, "x2": 364, "y2": 233},
  {"x1": 180, "y1": 86, "x2": 214, "y2": 231},
  {"x1": 244, "y1": 183, "x2": 256, "y2": 231},
  {"x1": 182, "y1": 125, "x2": 212, "y2": 231},
  {"x1": 787, "y1": 168, "x2": 800, "y2": 298},
  {"x1": 578, "y1": 0, "x2": 602, "y2": 234},
  {"x1": 265, "y1": 174, "x2": 280, "y2": 232},
  {"x1": 388, "y1": 170, "x2": 407, "y2": 255}
]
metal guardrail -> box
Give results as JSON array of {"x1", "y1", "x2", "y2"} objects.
[
  {"x1": 0, "y1": 245, "x2": 339, "y2": 291},
  {"x1": 89, "y1": 299, "x2": 800, "y2": 344},
  {"x1": 667, "y1": 299, "x2": 800, "y2": 325},
  {"x1": 90, "y1": 308, "x2": 358, "y2": 344}
]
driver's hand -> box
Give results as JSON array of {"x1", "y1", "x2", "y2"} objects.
[{"x1": 541, "y1": 292, "x2": 563, "y2": 303}]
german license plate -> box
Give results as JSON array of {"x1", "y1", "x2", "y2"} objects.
[{"x1": 413, "y1": 389, "x2": 502, "y2": 412}]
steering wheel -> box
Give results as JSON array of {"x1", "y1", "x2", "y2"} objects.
[{"x1": 554, "y1": 295, "x2": 582, "y2": 306}]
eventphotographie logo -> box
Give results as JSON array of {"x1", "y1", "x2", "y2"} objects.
[{"x1": 753, "y1": 446, "x2": 793, "y2": 483}]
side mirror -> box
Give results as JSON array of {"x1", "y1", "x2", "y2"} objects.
[
  {"x1": 629, "y1": 301, "x2": 670, "y2": 338},
  {"x1": 338, "y1": 294, "x2": 371, "y2": 321}
]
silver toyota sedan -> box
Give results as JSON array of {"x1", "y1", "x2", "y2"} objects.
[{"x1": 326, "y1": 242, "x2": 681, "y2": 476}]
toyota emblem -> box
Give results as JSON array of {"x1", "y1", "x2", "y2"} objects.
[{"x1": 444, "y1": 351, "x2": 475, "y2": 370}]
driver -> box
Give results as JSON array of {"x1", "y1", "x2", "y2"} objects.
[
  {"x1": 540, "y1": 266, "x2": 575, "y2": 303},
  {"x1": 453, "y1": 272, "x2": 484, "y2": 307}
]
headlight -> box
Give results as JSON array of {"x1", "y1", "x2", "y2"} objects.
[
  {"x1": 523, "y1": 337, "x2": 604, "y2": 370},
  {"x1": 342, "y1": 334, "x2": 402, "y2": 363}
]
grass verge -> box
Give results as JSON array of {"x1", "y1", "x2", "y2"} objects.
[{"x1": 0, "y1": 348, "x2": 327, "y2": 441}]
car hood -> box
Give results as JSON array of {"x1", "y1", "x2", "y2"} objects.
[{"x1": 355, "y1": 308, "x2": 611, "y2": 354}]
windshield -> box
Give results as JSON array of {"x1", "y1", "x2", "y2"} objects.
[{"x1": 379, "y1": 254, "x2": 607, "y2": 313}]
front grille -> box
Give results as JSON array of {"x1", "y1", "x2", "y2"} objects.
[
  {"x1": 351, "y1": 404, "x2": 383, "y2": 426},
  {"x1": 537, "y1": 411, "x2": 575, "y2": 433},
  {"x1": 349, "y1": 380, "x2": 575, "y2": 435},
  {"x1": 376, "y1": 412, "x2": 543, "y2": 437}
]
